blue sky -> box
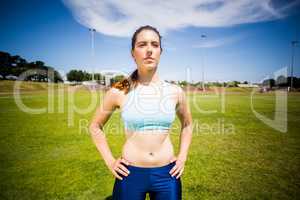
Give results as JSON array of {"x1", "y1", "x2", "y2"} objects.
[{"x1": 1, "y1": 0, "x2": 299, "y2": 83}]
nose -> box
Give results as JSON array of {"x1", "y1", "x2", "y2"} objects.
[{"x1": 146, "y1": 45, "x2": 153, "y2": 56}]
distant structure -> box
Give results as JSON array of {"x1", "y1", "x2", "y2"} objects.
[
  {"x1": 5, "y1": 74, "x2": 18, "y2": 80},
  {"x1": 103, "y1": 72, "x2": 114, "y2": 87},
  {"x1": 63, "y1": 70, "x2": 127, "y2": 88},
  {"x1": 63, "y1": 80, "x2": 77, "y2": 85},
  {"x1": 82, "y1": 80, "x2": 98, "y2": 86},
  {"x1": 101, "y1": 70, "x2": 128, "y2": 87},
  {"x1": 237, "y1": 83, "x2": 259, "y2": 88}
]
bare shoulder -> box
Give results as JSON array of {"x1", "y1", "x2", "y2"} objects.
[
  {"x1": 106, "y1": 87, "x2": 123, "y2": 96},
  {"x1": 103, "y1": 87, "x2": 124, "y2": 107},
  {"x1": 165, "y1": 82, "x2": 184, "y2": 95},
  {"x1": 164, "y1": 81, "x2": 184, "y2": 104}
]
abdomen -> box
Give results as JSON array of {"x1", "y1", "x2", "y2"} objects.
[{"x1": 121, "y1": 131, "x2": 175, "y2": 167}]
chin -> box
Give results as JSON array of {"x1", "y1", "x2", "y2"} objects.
[{"x1": 146, "y1": 65, "x2": 157, "y2": 70}]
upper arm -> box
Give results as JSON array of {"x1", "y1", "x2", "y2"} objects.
[
  {"x1": 90, "y1": 88, "x2": 120, "y2": 129},
  {"x1": 175, "y1": 86, "x2": 192, "y2": 127}
]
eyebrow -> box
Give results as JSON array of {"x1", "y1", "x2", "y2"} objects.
[{"x1": 136, "y1": 41, "x2": 159, "y2": 45}]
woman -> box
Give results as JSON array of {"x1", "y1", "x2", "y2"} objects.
[{"x1": 89, "y1": 25, "x2": 193, "y2": 200}]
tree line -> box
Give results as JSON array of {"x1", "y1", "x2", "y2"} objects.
[
  {"x1": 2, "y1": 51, "x2": 299, "y2": 88},
  {"x1": 66, "y1": 70, "x2": 124, "y2": 84},
  {"x1": 66, "y1": 70, "x2": 103, "y2": 82},
  {"x1": 262, "y1": 76, "x2": 300, "y2": 88},
  {"x1": 0, "y1": 51, "x2": 63, "y2": 82},
  {"x1": 176, "y1": 80, "x2": 249, "y2": 87}
]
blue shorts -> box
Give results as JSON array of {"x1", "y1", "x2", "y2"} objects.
[{"x1": 112, "y1": 161, "x2": 182, "y2": 200}]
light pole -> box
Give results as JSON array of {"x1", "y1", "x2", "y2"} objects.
[
  {"x1": 89, "y1": 28, "x2": 96, "y2": 81},
  {"x1": 290, "y1": 40, "x2": 299, "y2": 91},
  {"x1": 201, "y1": 34, "x2": 207, "y2": 91}
]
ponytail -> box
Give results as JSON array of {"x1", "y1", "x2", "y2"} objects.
[{"x1": 112, "y1": 69, "x2": 138, "y2": 94}]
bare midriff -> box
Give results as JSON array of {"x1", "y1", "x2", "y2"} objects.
[{"x1": 121, "y1": 130, "x2": 175, "y2": 167}]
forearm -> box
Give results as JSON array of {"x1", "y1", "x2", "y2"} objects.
[
  {"x1": 89, "y1": 123, "x2": 115, "y2": 167},
  {"x1": 178, "y1": 123, "x2": 193, "y2": 161}
]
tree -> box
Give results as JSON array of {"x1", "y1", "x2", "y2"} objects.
[
  {"x1": 276, "y1": 75, "x2": 287, "y2": 87},
  {"x1": 0, "y1": 51, "x2": 63, "y2": 82},
  {"x1": 227, "y1": 81, "x2": 240, "y2": 87},
  {"x1": 114, "y1": 75, "x2": 125, "y2": 82},
  {"x1": 0, "y1": 51, "x2": 12, "y2": 67},
  {"x1": 67, "y1": 70, "x2": 88, "y2": 82},
  {"x1": 35, "y1": 61, "x2": 45, "y2": 68},
  {"x1": 178, "y1": 81, "x2": 188, "y2": 87},
  {"x1": 262, "y1": 79, "x2": 275, "y2": 88},
  {"x1": 94, "y1": 73, "x2": 103, "y2": 81}
]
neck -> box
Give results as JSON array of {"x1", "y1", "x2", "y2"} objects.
[{"x1": 137, "y1": 69, "x2": 161, "y2": 85}]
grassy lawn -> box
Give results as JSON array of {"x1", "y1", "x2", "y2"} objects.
[{"x1": 0, "y1": 80, "x2": 299, "y2": 199}]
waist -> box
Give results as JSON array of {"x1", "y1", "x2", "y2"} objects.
[
  {"x1": 126, "y1": 161, "x2": 176, "y2": 172},
  {"x1": 122, "y1": 133, "x2": 174, "y2": 167}
]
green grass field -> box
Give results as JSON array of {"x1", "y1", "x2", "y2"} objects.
[{"x1": 0, "y1": 80, "x2": 299, "y2": 200}]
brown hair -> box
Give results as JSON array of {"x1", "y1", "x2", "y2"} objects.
[{"x1": 112, "y1": 25, "x2": 162, "y2": 94}]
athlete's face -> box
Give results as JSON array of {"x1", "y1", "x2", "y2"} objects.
[{"x1": 132, "y1": 30, "x2": 162, "y2": 72}]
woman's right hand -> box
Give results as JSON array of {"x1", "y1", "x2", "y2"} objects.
[{"x1": 108, "y1": 157, "x2": 130, "y2": 180}]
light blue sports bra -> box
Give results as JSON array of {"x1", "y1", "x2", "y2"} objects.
[{"x1": 121, "y1": 80, "x2": 176, "y2": 132}]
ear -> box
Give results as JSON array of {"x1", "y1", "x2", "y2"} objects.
[{"x1": 131, "y1": 50, "x2": 135, "y2": 59}]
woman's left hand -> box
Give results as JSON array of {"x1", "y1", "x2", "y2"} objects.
[{"x1": 169, "y1": 156, "x2": 186, "y2": 179}]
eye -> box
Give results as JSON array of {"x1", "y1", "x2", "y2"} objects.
[
  {"x1": 137, "y1": 42, "x2": 146, "y2": 47},
  {"x1": 152, "y1": 42, "x2": 159, "y2": 47}
]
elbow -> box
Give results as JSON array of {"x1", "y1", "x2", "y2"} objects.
[
  {"x1": 184, "y1": 120, "x2": 193, "y2": 135},
  {"x1": 89, "y1": 122, "x2": 105, "y2": 139},
  {"x1": 182, "y1": 117, "x2": 192, "y2": 128}
]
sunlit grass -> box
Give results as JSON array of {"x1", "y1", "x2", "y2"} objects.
[{"x1": 0, "y1": 81, "x2": 299, "y2": 199}]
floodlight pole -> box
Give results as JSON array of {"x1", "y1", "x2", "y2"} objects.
[
  {"x1": 89, "y1": 28, "x2": 96, "y2": 81},
  {"x1": 201, "y1": 34, "x2": 207, "y2": 91},
  {"x1": 290, "y1": 40, "x2": 299, "y2": 90}
]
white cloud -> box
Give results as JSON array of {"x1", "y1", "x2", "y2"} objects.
[{"x1": 63, "y1": 0, "x2": 298, "y2": 37}]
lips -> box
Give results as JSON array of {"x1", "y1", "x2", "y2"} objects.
[
  {"x1": 144, "y1": 59, "x2": 154, "y2": 64},
  {"x1": 144, "y1": 57, "x2": 154, "y2": 60}
]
